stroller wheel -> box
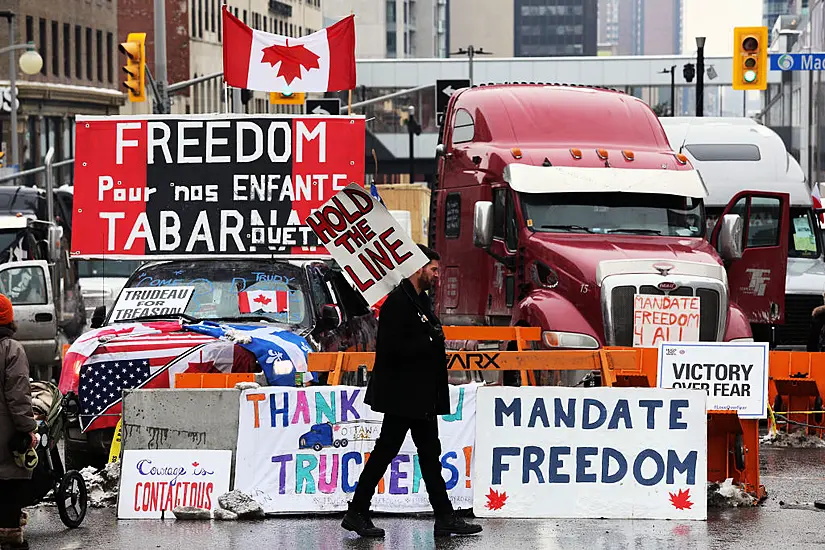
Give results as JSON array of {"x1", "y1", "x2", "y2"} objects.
[{"x1": 57, "y1": 470, "x2": 88, "y2": 528}]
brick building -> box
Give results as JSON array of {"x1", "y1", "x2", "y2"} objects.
[{"x1": 0, "y1": 0, "x2": 122, "y2": 177}]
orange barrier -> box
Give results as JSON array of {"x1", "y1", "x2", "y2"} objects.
[
  {"x1": 175, "y1": 373, "x2": 256, "y2": 388},
  {"x1": 768, "y1": 351, "x2": 825, "y2": 435},
  {"x1": 306, "y1": 330, "x2": 768, "y2": 502}
]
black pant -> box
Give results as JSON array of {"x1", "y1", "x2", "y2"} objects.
[
  {"x1": 0, "y1": 479, "x2": 27, "y2": 528},
  {"x1": 351, "y1": 414, "x2": 453, "y2": 516}
]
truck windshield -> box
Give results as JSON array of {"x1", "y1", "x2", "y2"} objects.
[
  {"x1": 114, "y1": 260, "x2": 311, "y2": 328},
  {"x1": 77, "y1": 260, "x2": 144, "y2": 278},
  {"x1": 521, "y1": 192, "x2": 704, "y2": 237}
]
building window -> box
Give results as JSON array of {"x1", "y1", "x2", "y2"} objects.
[
  {"x1": 107, "y1": 32, "x2": 113, "y2": 83},
  {"x1": 63, "y1": 23, "x2": 70, "y2": 77},
  {"x1": 242, "y1": 10, "x2": 247, "y2": 24},
  {"x1": 86, "y1": 28, "x2": 92, "y2": 80},
  {"x1": 212, "y1": 0, "x2": 217, "y2": 32},
  {"x1": 386, "y1": 31, "x2": 396, "y2": 57},
  {"x1": 263, "y1": 16, "x2": 267, "y2": 32},
  {"x1": 96, "y1": 30, "x2": 103, "y2": 81},
  {"x1": 198, "y1": 0, "x2": 203, "y2": 37},
  {"x1": 52, "y1": 21, "x2": 59, "y2": 76},
  {"x1": 39, "y1": 18, "x2": 46, "y2": 75},
  {"x1": 218, "y1": 3, "x2": 222, "y2": 41},
  {"x1": 387, "y1": 0, "x2": 396, "y2": 23},
  {"x1": 75, "y1": 26, "x2": 81, "y2": 79},
  {"x1": 192, "y1": 0, "x2": 196, "y2": 36}
]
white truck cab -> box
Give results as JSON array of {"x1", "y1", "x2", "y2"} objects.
[{"x1": 661, "y1": 117, "x2": 824, "y2": 350}]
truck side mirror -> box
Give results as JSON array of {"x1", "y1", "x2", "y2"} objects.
[
  {"x1": 90, "y1": 305, "x2": 106, "y2": 329},
  {"x1": 47, "y1": 225, "x2": 63, "y2": 263},
  {"x1": 435, "y1": 144, "x2": 446, "y2": 157},
  {"x1": 718, "y1": 214, "x2": 743, "y2": 262},
  {"x1": 320, "y1": 304, "x2": 342, "y2": 330},
  {"x1": 473, "y1": 201, "x2": 494, "y2": 249}
]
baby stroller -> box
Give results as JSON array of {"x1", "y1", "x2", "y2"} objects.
[{"x1": 19, "y1": 381, "x2": 88, "y2": 528}]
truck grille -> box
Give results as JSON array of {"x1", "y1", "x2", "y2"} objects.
[
  {"x1": 774, "y1": 295, "x2": 824, "y2": 347},
  {"x1": 610, "y1": 285, "x2": 720, "y2": 346}
]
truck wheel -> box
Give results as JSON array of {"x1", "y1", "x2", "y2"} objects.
[
  {"x1": 333, "y1": 440, "x2": 341, "y2": 448},
  {"x1": 313, "y1": 443, "x2": 323, "y2": 452},
  {"x1": 340, "y1": 438, "x2": 348, "y2": 448},
  {"x1": 63, "y1": 444, "x2": 101, "y2": 472},
  {"x1": 733, "y1": 434, "x2": 746, "y2": 471}
]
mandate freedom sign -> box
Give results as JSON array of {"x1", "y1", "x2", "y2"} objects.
[
  {"x1": 72, "y1": 115, "x2": 365, "y2": 258},
  {"x1": 473, "y1": 386, "x2": 707, "y2": 520},
  {"x1": 656, "y1": 342, "x2": 769, "y2": 419},
  {"x1": 234, "y1": 385, "x2": 477, "y2": 513},
  {"x1": 118, "y1": 449, "x2": 232, "y2": 519},
  {"x1": 304, "y1": 183, "x2": 429, "y2": 305},
  {"x1": 633, "y1": 294, "x2": 700, "y2": 347},
  {"x1": 109, "y1": 286, "x2": 194, "y2": 322}
]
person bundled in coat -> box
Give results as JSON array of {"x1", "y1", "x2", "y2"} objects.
[
  {"x1": 341, "y1": 245, "x2": 482, "y2": 539},
  {"x1": 0, "y1": 294, "x2": 38, "y2": 550}
]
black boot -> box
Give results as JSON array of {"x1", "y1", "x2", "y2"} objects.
[
  {"x1": 341, "y1": 504, "x2": 385, "y2": 538},
  {"x1": 434, "y1": 511, "x2": 483, "y2": 537}
]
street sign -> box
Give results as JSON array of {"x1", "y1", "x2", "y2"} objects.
[
  {"x1": 306, "y1": 98, "x2": 341, "y2": 116},
  {"x1": 770, "y1": 53, "x2": 825, "y2": 71},
  {"x1": 436, "y1": 79, "x2": 470, "y2": 127}
]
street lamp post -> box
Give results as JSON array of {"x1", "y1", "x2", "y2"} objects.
[
  {"x1": 659, "y1": 65, "x2": 677, "y2": 116},
  {"x1": 696, "y1": 36, "x2": 706, "y2": 117},
  {"x1": 450, "y1": 45, "x2": 493, "y2": 86},
  {"x1": 0, "y1": 11, "x2": 43, "y2": 171}
]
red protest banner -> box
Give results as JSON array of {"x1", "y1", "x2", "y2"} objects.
[{"x1": 72, "y1": 115, "x2": 365, "y2": 258}]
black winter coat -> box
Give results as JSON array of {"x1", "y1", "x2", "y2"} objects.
[{"x1": 364, "y1": 279, "x2": 450, "y2": 419}]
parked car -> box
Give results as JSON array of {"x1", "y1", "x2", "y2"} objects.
[{"x1": 58, "y1": 257, "x2": 378, "y2": 469}]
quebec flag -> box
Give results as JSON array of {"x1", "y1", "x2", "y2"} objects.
[{"x1": 184, "y1": 322, "x2": 314, "y2": 386}]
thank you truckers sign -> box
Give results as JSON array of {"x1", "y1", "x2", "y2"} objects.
[{"x1": 71, "y1": 115, "x2": 366, "y2": 258}]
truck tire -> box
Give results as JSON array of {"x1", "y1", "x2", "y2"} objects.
[
  {"x1": 340, "y1": 438, "x2": 348, "y2": 448},
  {"x1": 333, "y1": 440, "x2": 341, "y2": 448},
  {"x1": 64, "y1": 443, "x2": 103, "y2": 471},
  {"x1": 313, "y1": 443, "x2": 323, "y2": 452},
  {"x1": 733, "y1": 434, "x2": 746, "y2": 471}
]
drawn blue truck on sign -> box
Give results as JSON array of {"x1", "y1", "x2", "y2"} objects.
[{"x1": 299, "y1": 421, "x2": 382, "y2": 451}]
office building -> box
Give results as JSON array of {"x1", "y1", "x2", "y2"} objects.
[{"x1": 598, "y1": 0, "x2": 682, "y2": 56}]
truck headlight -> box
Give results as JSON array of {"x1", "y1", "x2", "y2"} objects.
[{"x1": 542, "y1": 331, "x2": 599, "y2": 350}]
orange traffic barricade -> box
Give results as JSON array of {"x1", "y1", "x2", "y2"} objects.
[
  {"x1": 768, "y1": 351, "x2": 825, "y2": 435},
  {"x1": 174, "y1": 372, "x2": 255, "y2": 389}
]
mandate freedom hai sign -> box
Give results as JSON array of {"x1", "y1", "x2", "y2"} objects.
[
  {"x1": 770, "y1": 53, "x2": 825, "y2": 71},
  {"x1": 72, "y1": 115, "x2": 366, "y2": 258}
]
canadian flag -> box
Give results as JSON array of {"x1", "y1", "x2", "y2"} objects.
[
  {"x1": 238, "y1": 290, "x2": 289, "y2": 314},
  {"x1": 222, "y1": 7, "x2": 356, "y2": 93}
]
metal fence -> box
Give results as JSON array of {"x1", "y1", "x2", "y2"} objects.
[{"x1": 0, "y1": 156, "x2": 74, "y2": 188}]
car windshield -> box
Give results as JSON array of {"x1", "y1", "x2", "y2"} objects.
[
  {"x1": 521, "y1": 192, "x2": 705, "y2": 237},
  {"x1": 77, "y1": 260, "x2": 144, "y2": 278},
  {"x1": 112, "y1": 260, "x2": 311, "y2": 328}
]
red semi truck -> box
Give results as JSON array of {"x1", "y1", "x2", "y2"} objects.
[{"x1": 433, "y1": 84, "x2": 790, "y2": 384}]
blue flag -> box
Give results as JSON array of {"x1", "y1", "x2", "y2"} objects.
[
  {"x1": 370, "y1": 182, "x2": 384, "y2": 205},
  {"x1": 183, "y1": 322, "x2": 314, "y2": 386}
]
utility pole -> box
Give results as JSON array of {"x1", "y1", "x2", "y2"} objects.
[
  {"x1": 154, "y1": 0, "x2": 170, "y2": 113},
  {"x1": 696, "y1": 36, "x2": 706, "y2": 117},
  {"x1": 659, "y1": 65, "x2": 676, "y2": 116},
  {"x1": 450, "y1": 45, "x2": 493, "y2": 86},
  {"x1": 404, "y1": 106, "x2": 421, "y2": 184}
]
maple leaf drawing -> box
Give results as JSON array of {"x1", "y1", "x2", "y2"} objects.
[
  {"x1": 485, "y1": 488, "x2": 508, "y2": 511},
  {"x1": 261, "y1": 43, "x2": 320, "y2": 85},
  {"x1": 669, "y1": 488, "x2": 693, "y2": 510},
  {"x1": 253, "y1": 294, "x2": 273, "y2": 306},
  {"x1": 192, "y1": 462, "x2": 199, "y2": 468}
]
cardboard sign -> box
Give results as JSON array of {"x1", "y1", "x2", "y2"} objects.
[
  {"x1": 72, "y1": 115, "x2": 365, "y2": 258},
  {"x1": 234, "y1": 385, "x2": 477, "y2": 513},
  {"x1": 117, "y1": 449, "x2": 232, "y2": 519},
  {"x1": 109, "y1": 286, "x2": 195, "y2": 322},
  {"x1": 657, "y1": 342, "x2": 769, "y2": 419},
  {"x1": 304, "y1": 183, "x2": 428, "y2": 306},
  {"x1": 473, "y1": 386, "x2": 707, "y2": 520},
  {"x1": 633, "y1": 294, "x2": 700, "y2": 347}
]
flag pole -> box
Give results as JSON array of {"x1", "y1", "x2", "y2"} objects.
[{"x1": 349, "y1": 8, "x2": 354, "y2": 116}]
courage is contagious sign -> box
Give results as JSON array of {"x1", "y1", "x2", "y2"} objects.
[{"x1": 71, "y1": 114, "x2": 365, "y2": 258}]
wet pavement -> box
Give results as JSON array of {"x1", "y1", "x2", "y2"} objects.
[{"x1": 24, "y1": 446, "x2": 825, "y2": 550}]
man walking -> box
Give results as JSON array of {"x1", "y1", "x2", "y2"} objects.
[{"x1": 342, "y1": 245, "x2": 482, "y2": 538}]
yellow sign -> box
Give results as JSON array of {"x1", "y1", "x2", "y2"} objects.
[
  {"x1": 108, "y1": 417, "x2": 123, "y2": 464},
  {"x1": 269, "y1": 91, "x2": 306, "y2": 105}
]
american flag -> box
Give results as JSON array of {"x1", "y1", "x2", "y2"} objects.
[{"x1": 77, "y1": 332, "x2": 217, "y2": 431}]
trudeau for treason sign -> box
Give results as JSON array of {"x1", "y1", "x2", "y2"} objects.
[{"x1": 72, "y1": 115, "x2": 365, "y2": 258}]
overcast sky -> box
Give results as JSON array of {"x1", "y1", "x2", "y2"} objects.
[{"x1": 682, "y1": 0, "x2": 764, "y2": 55}]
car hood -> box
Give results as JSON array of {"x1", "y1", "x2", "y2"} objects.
[{"x1": 786, "y1": 257, "x2": 825, "y2": 295}]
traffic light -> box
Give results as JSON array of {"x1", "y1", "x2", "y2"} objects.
[
  {"x1": 682, "y1": 63, "x2": 695, "y2": 83},
  {"x1": 269, "y1": 91, "x2": 306, "y2": 105},
  {"x1": 733, "y1": 26, "x2": 768, "y2": 91},
  {"x1": 119, "y1": 32, "x2": 146, "y2": 102}
]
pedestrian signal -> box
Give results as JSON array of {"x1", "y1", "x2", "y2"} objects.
[
  {"x1": 119, "y1": 33, "x2": 146, "y2": 102},
  {"x1": 733, "y1": 26, "x2": 768, "y2": 91}
]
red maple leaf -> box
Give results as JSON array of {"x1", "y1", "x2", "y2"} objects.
[
  {"x1": 192, "y1": 462, "x2": 199, "y2": 468},
  {"x1": 261, "y1": 43, "x2": 320, "y2": 85},
  {"x1": 184, "y1": 360, "x2": 219, "y2": 374},
  {"x1": 669, "y1": 488, "x2": 693, "y2": 510},
  {"x1": 253, "y1": 294, "x2": 272, "y2": 306},
  {"x1": 485, "y1": 488, "x2": 507, "y2": 511}
]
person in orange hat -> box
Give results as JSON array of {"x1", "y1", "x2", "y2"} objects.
[{"x1": 0, "y1": 294, "x2": 37, "y2": 550}]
